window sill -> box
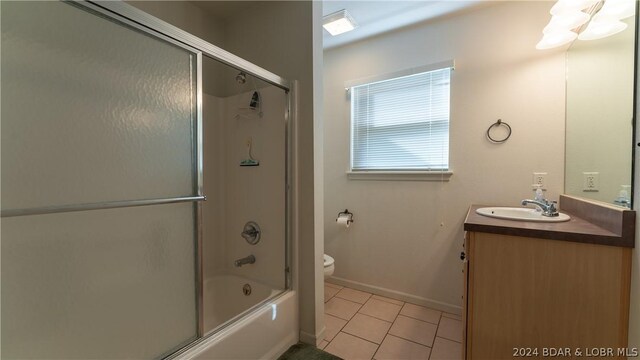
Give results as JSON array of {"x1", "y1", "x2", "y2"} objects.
[{"x1": 346, "y1": 170, "x2": 453, "y2": 181}]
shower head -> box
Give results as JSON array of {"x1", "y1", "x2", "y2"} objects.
[{"x1": 236, "y1": 72, "x2": 247, "y2": 84}]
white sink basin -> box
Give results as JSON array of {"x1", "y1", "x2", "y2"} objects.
[{"x1": 476, "y1": 207, "x2": 571, "y2": 223}]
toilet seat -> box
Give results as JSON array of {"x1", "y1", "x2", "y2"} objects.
[
  {"x1": 324, "y1": 254, "x2": 335, "y2": 279},
  {"x1": 324, "y1": 254, "x2": 334, "y2": 267}
]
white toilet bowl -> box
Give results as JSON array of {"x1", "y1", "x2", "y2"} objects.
[{"x1": 324, "y1": 254, "x2": 335, "y2": 279}]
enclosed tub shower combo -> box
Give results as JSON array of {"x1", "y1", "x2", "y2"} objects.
[{"x1": 1, "y1": 1, "x2": 295, "y2": 358}]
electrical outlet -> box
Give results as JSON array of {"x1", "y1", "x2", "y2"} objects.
[
  {"x1": 532, "y1": 172, "x2": 547, "y2": 190},
  {"x1": 583, "y1": 172, "x2": 599, "y2": 192}
]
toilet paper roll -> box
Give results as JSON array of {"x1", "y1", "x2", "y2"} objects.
[{"x1": 336, "y1": 214, "x2": 350, "y2": 228}]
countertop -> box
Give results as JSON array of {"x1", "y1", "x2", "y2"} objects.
[{"x1": 464, "y1": 203, "x2": 633, "y2": 247}]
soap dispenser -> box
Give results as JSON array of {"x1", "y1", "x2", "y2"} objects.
[
  {"x1": 614, "y1": 185, "x2": 631, "y2": 208},
  {"x1": 533, "y1": 184, "x2": 545, "y2": 202}
]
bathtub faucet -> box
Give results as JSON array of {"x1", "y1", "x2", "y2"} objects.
[{"x1": 234, "y1": 255, "x2": 256, "y2": 267}]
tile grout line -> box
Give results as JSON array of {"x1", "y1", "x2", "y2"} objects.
[
  {"x1": 350, "y1": 311, "x2": 393, "y2": 325},
  {"x1": 441, "y1": 313, "x2": 463, "y2": 320},
  {"x1": 334, "y1": 293, "x2": 372, "y2": 305},
  {"x1": 380, "y1": 299, "x2": 436, "y2": 358},
  {"x1": 326, "y1": 297, "x2": 365, "y2": 321},
  {"x1": 324, "y1": 285, "x2": 338, "y2": 303},
  {"x1": 324, "y1": 321, "x2": 349, "y2": 349},
  {"x1": 434, "y1": 315, "x2": 465, "y2": 344},
  {"x1": 434, "y1": 334, "x2": 463, "y2": 345},
  {"x1": 370, "y1": 295, "x2": 405, "y2": 306},
  {"x1": 386, "y1": 313, "x2": 437, "y2": 350},
  {"x1": 337, "y1": 330, "x2": 384, "y2": 347},
  {"x1": 356, "y1": 312, "x2": 396, "y2": 323},
  {"x1": 356, "y1": 298, "x2": 403, "y2": 323},
  {"x1": 355, "y1": 293, "x2": 419, "y2": 347},
  {"x1": 384, "y1": 332, "x2": 436, "y2": 349},
  {"x1": 325, "y1": 315, "x2": 349, "y2": 343},
  {"x1": 331, "y1": 299, "x2": 382, "y2": 358},
  {"x1": 373, "y1": 333, "x2": 391, "y2": 359},
  {"x1": 396, "y1": 312, "x2": 442, "y2": 326},
  {"x1": 340, "y1": 313, "x2": 393, "y2": 346},
  {"x1": 323, "y1": 330, "x2": 379, "y2": 359},
  {"x1": 426, "y1": 313, "x2": 443, "y2": 360},
  {"x1": 324, "y1": 289, "x2": 378, "y2": 359},
  {"x1": 324, "y1": 283, "x2": 461, "y2": 359},
  {"x1": 387, "y1": 302, "x2": 439, "y2": 351},
  {"x1": 435, "y1": 335, "x2": 463, "y2": 344}
]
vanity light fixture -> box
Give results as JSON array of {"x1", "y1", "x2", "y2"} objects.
[
  {"x1": 597, "y1": 0, "x2": 636, "y2": 19},
  {"x1": 323, "y1": 9, "x2": 358, "y2": 36},
  {"x1": 536, "y1": 29, "x2": 579, "y2": 49},
  {"x1": 536, "y1": 0, "x2": 635, "y2": 49},
  {"x1": 578, "y1": 14, "x2": 628, "y2": 40}
]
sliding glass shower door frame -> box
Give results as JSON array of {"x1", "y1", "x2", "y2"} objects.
[
  {"x1": 72, "y1": 0, "x2": 294, "y2": 352},
  {"x1": 1, "y1": 0, "x2": 206, "y2": 356}
]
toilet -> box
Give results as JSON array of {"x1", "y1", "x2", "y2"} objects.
[{"x1": 323, "y1": 254, "x2": 335, "y2": 279}]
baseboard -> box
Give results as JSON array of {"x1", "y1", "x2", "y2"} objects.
[
  {"x1": 327, "y1": 276, "x2": 462, "y2": 315},
  {"x1": 263, "y1": 332, "x2": 298, "y2": 360},
  {"x1": 299, "y1": 326, "x2": 325, "y2": 347}
]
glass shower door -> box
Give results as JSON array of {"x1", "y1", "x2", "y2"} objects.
[{"x1": 1, "y1": 1, "x2": 202, "y2": 358}]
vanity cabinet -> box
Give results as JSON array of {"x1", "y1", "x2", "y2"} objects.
[
  {"x1": 463, "y1": 232, "x2": 631, "y2": 359},
  {"x1": 463, "y1": 197, "x2": 634, "y2": 360}
]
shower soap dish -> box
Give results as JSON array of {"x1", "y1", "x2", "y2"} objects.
[
  {"x1": 234, "y1": 91, "x2": 263, "y2": 119},
  {"x1": 240, "y1": 138, "x2": 259, "y2": 167}
]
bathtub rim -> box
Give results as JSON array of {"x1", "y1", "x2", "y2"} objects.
[{"x1": 165, "y1": 288, "x2": 293, "y2": 359}]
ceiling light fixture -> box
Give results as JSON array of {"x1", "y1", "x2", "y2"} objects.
[
  {"x1": 536, "y1": 0, "x2": 635, "y2": 50},
  {"x1": 323, "y1": 9, "x2": 358, "y2": 36}
]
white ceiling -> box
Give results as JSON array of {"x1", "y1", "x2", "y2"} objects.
[
  {"x1": 322, "y1": 1, "x2": 486, "y2": 49},
  {"x1": 189, "y1": 1, "x2": 487, "y2": 49}
]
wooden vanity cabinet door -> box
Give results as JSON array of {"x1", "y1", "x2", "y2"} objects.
[
  {"x1": 462, "y1": 232, "x2": 469, "y2": 360},
  {"x1": 465, "y1": 232, "x2": 631, "y2": 360}
]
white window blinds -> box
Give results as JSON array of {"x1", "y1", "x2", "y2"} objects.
[{"x1": 350, "y1": 66, "x2": 451, "y2": 171}]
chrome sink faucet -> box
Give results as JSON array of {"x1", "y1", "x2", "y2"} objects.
[
  {"x1": 234, "y1": 255, "x2": 256, "y2": 267},
  {"x1": 521, "y1": 199, "x2": 559, "y2": 217}
]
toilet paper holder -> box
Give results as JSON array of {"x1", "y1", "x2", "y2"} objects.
[{"x1": 336, "y1": 209, "x2": 354, "y2": 225}]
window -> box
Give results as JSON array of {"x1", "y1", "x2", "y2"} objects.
[{"x1": 349, "y1": 63, "x2": 452, "y2": 173}]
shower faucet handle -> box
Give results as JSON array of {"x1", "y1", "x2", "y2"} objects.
[
  {"x1": 242, "y1": 228, "x2": 259, "y2": 237},
  {"x1": 241, "y1": 221, "x2": 261, "y2": 245}
]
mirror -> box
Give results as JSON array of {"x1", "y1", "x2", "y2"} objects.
[{"x1": 565, "y1": 14, "x2": 636, "y2": 209}]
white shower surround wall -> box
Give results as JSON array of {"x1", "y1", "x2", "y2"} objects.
[
  {"x1": 193, "y1": 84, "x2": 295, "y2": 357},
  {"x1": 203, "y1": 86, "x2": 287, "y2": 297}
]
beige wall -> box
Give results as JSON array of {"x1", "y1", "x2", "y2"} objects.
[
  {"x1": 629, "y1": 18, "x2": 640, "y2": 352},
  {"x1": 127, "y1": 1, "x2": 225, "y2": 45},
  {"x1": 323, "y1": 1, "x2": 566, "y2": 311}
]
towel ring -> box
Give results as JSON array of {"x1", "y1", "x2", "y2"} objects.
[{"x1": 486, "y1": 119, "x2": 511, "y2": 143}]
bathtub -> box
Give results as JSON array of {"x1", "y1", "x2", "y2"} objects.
[
  {"x1": 203, "y1": 275, "x2": 282, "y2": 332},
  {"x1": 176, "y1": 276, "x2": 297, "y2": 359}
]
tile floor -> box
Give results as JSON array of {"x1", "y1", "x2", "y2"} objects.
[{"x1": 320, "y1": 282, "x2": 463, "y2": 360}]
